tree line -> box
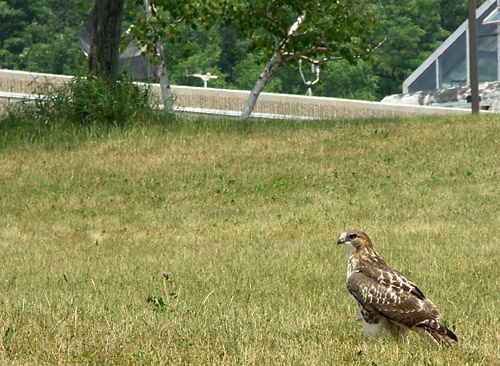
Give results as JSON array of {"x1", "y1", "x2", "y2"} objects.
[{"x1": 0, "y1": 1, "x2": 482, "y2": 108}]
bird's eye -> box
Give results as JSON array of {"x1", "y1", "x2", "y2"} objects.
[{"x1": 348, "y1": 233, "x2": 357, "y2": 240}]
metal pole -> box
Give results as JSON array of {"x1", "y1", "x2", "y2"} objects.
[{"x1": 468, "y1": 0, "x2": 480, "y2": 113}]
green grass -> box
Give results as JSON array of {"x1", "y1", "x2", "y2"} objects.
[{"x1": 1, "y1": 114, "x2": 500, "y2": 365}]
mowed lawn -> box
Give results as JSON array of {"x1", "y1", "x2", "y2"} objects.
[{"x1": 1, "y1": 114, "x2": 499, "y2": 365}]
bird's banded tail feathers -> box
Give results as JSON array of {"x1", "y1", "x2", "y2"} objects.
[{"x1": 415, "y1": 319, "x2": 458, "y2": 347}]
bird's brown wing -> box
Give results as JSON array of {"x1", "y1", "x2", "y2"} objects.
[{"x1": 347, "y1": 265, "x2": 439, "y2": 328}]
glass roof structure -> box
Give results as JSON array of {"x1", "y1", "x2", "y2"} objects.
[
  {"x1": 403, "y1": 0, "x2": 500, "y2": 93},
  {"x1": 483, "y1": 6, "x2": 500, "y2": 24}
]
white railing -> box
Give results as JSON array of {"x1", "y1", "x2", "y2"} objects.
[{"x1": 0, "y1": 69, "x2": 472, "y2": 119}]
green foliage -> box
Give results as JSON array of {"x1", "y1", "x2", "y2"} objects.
[
  {"x1": 438, "y1": 0, "x2": 467, "y2": 33},
  {"x1": 127, "y1": 0, "x2": 379, "y2": 104},
  {"x1": 124, "y1": 0, "x2": 223, "y2": 64},
  {"x1": 0, "y1": 0, "x2": 483, "y2": 100},
  {"x1": 0, "y1": 0, "x2": 90, "y2": 74},
  {"x1": 439, "y1": 0, "x2": 488, "y2": 33},
  {"x1": 147, "y1": 272, "x2": 181, "y2": 311},
  {"x1": 369, "y1": 0, "x2": 451, "y2": 96},
  {"x1": 70, "y1": 76, "x2": 152, "y2": 124},
  {"x1": 227, "y1": 0, "x2": 378, "y2": 64},
  {"x1": 3, "y1": 75, "x2": 157, "y2": 130},
  {"x1": 315, "y1": 60, "x2": 380, "y2": 101},
  {"x1": 164, "y1": 24, "x2": 231, "y2": 89},
  {"x1": 231, "y1": 52, "x2": 285, "y2": 92}
]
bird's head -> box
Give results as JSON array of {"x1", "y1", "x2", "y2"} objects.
[{"x1": 337, "y1": 230, "x2": 373, "y2": 254}]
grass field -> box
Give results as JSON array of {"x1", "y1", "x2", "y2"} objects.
[{"x1": 1, "y1": 114, "x2": 500, "y2": 365}]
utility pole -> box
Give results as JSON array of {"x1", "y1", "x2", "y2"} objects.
[{"x1": 468, "y1": 0, "x2": 480, "y2": 114}]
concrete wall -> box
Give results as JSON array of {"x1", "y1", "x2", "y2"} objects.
[{"x1": 0, "y1": 69, "x2": 472, "y2": 119}]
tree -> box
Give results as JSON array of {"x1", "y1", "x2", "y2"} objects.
[
  {"x1": 88, "y1": 0, "x2": 125, "y2": 85},
  {"x1": 126, "y1": 0, "x2": 221, "y2": 109},
  {"x1": 227, "y1": 0, "x2": 378, "y2": 120},
  {"x1": 369, "y1": 0, "x2": 449, "y2": 97},
  {"x1": 2, "y1": 1, "x2": 478, "y2": 103},
  {"x1": 314, "y1": 60, "x2": 379, "y2": 101},
  {"x1": 143, "y1": 0, "x2": 172, "y2": 110},
  {"x1": 0, "y1": 0, "x2": 88, "y2": 74}
]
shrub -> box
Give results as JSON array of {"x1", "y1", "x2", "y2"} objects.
[{"x1": 4, "y1": 75, "x2": 158, "y2": 127}]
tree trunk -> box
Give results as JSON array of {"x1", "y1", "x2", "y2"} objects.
[
  {"x1": 239, "y1": 14, "x2": 305, "y2": 121},
  {"x1": 240, "y1": 52, "x2": 283, "y2": 121},
  {"x1": 88, "y1": 0, "x2": 125, "y2": 86},
  {"x1": 155, "y1": 41, "x2": 172, "y2": 111},
  {"x1": 144, "y1": 0, "x2": 172, "y2": 111}
]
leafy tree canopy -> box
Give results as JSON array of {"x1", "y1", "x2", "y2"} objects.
[
  {"x1": 0, "y1": 0, "x2": 90, "y2": 74},
  {"x1": 0, "y1": 0, "x2": 480, "y2": 100},
  {"x1": 228, "y1": 0, "x2": 377, "y2": 64}
]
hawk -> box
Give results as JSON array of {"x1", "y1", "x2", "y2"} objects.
[{"x1": 337, "y1": 230, "x2": 457, "y2": 346}]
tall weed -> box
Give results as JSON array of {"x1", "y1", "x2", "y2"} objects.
[{"x1": 0, "y1": 75, "x2": 167, "y2": 147}]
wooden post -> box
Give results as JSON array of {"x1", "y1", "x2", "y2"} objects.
[{"x1": 468, "y1": 0, "x2": 480, "y2": 114}]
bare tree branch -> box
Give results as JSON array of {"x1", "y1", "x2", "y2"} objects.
[
  {"x1": 315, "y1": 23, "x2": 331, "y2": 51},
  {"x1": 171, "y1": 16, "x2": 185, "y2": 25},
  {"x1": 282, "y1": 46, "x2": 330, "y2": 62},
  {"x1": 373, "y1": 34, "x2": 391, "y2": 50},
  {"x1": 266, "y1": 2, "x2": 277, "y2": 24},
  {"x1": 285, "y1": 34, "x2": 390, "y2": 64},
  {"x1": 291, "y1": 31, "x2": 309, "y2": 38},
  {"x1": 276, "y1": 13, "x2": 307, "y2": 51}
]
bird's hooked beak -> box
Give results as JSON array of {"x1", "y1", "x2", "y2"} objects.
[{"x1": 337, "y1": 232, "x2": 347, "y2": 245}]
